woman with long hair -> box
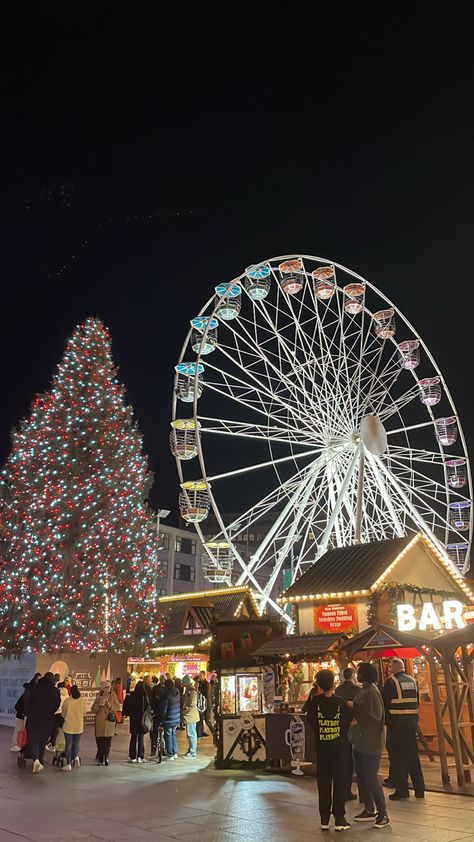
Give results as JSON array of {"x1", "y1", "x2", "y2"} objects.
[
  {"x1": 92, "y1": 680, "x2": 120, "y2": 766},
  {"x1": 61, "y1": 685, "x2": 86, "y2": 771}
]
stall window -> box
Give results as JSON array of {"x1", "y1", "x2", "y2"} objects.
[
  {"x1": 237, "y1": 674, "x2": 261, "y2": 713},
  {"x1": 220, "y1": 674, "x2": 236, "y2": 714}
]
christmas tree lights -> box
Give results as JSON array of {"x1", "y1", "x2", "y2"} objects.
[{"x1": 0, "y1": 318, "x2": 163, "y2": 654}]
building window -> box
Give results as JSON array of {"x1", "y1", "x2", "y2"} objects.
[
  {"x1": 175, "y1": 536, "x2": 182, "y2": 552},
  {"x1": 156, "y1": 587, "x2": 167, "y2": 596},
  {"x1": 158, "y1": 560, "x2": 168, "y2": 577},
  {"x1": 174, "y1": 563, "x2": 195, "y2": 582},
  {"x1": 248, "y1": 533, "x2": 255, "y2": 542},
  {"x1": 191, "y1": 540, "x2": 196, "y2": 555},
  {"x1": 160, "y1": 532, "x2": 170, "y2": 550}
]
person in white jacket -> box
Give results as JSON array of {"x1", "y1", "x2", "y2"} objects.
[{"x1": 61, "y1": 686, "x2": 86, "y2": 771}]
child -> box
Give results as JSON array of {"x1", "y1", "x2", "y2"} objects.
[{"x1": 306, "y1": 669, "x2": 351, "y2": 832}]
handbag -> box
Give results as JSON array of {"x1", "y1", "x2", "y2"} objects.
[
  {"x1": 141, "y1": 704, "x2": 154, "y2": 735},
  {"x1": 107, "y1": 710, "x2": 117, "y2": 723},
  {"x1": 16, "y1": 728, "x2": 27, "y2": 749}
]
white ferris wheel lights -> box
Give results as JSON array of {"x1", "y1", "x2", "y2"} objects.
[
  {"x1": 373, "y1": 309, "x2": 396, "y2": 340},
  {"x1": 448, "y1": 501, "x2": 471, "y2": 532},
  {"x1": 398, "y1": 339, "x2": 421, "y2": 369},
  {"x1": 419, "y1": 376, "x2": 442, "y2": 406},
  {"x1": 279, "y1": 258, "x2": 304, "y2": 295},
  {"x1": 172, "y1": 253, "x2": 473, "y2": 600},
  {"x1": 202, "y1": 541, "x2": 233, "y2": 584},
  {"x1": 435, "y1": 416, "x2": 458, "y2": 446},
  {"x1": 445, "y1": 459, "x2": 467, "y2": 489}
]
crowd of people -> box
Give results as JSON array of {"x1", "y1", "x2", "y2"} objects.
[
  {"x1": 303, "y1": 657, "x2": 425, "y2": 832},
  {"x1": 9, "y1": 657, "x2": 425, "y2": 835},
  {"x1": 10, "y1": 668, "x2": 214, "y2": 773}
]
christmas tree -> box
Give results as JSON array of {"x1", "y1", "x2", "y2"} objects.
[{"x1": 0, "y1": 317, "x2": 162, "y2": 654}]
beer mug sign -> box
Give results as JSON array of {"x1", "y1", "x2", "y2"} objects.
[{"x1": 285, "y1": 715, "x2": 306, "y2": 774}]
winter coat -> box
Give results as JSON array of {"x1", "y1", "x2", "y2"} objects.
[
  {"x1": 151, "y1": 683, "x2": 166, "y2": 722},
  {"x1": 62, "y1": 697, "x2": 86, "y2": 735},
  {"x1": 26, "y1": 680, "x2": 61, "y2": 731},
  {"x1": 182, "y1": 687, "x2": 200, "y2": 724},
  {"x1": 125, "y1": 682, "x2": 152, "y2": 733},
  {"x1": 350, "y1": 682, "x2": 385, "y2": 755},
  {"x1": 161, "y1": 687, "x2": 181, "y2": 728},
  {"x1": 93, "y1": 689, "x2": 121, "y2": 738}
]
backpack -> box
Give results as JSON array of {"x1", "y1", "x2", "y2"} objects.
[{"x1": 196, "y1": 692, "x2": 207, "y2": 713}]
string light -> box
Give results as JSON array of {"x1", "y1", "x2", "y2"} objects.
[{"x1": 0, "y1": 318, "x2": 165, "y2": 654}]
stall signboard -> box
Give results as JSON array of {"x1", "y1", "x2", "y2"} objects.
[
  {"x1": 313, "y1": 603, "x2": 358, "y2": 634},
  {"x1": 396, "y1": 599, "x2": 466, "y2": 632},
  {"x1": 0, "y1": 654, "x2": 36, "y2": 726}
]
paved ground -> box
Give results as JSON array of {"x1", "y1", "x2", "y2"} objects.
[{"x1": 1, "y1": 725, "x2": 474, "y2": 842}]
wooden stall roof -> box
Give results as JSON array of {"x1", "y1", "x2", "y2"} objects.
[
  {"x1": 281, "y1": 537, "x2": 412, "y2": 598},
  {"x1": 251, "y1": 632, "x2": 343, "y2": 662},
  {"x1": 431, "y1": 623, "x2": 474, "y2": 656},
  {"x1": 337, "y1": 624, "x2": 431, "y2": 659}
]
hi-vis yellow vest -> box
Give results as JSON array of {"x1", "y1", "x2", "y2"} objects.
[{"x1": 388, "y1": 674, "x2": 419, "y2": 716}]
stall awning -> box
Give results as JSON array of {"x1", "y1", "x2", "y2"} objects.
[
  {"x1": 150, "y1": 632, "x2": 211, "y2": 654},
  {"x1": 251, "y1": 632, "x2": 343, "y2": 662},
  {"x1": 337, "y1": 624, "x2": 430, "y2": 660}
]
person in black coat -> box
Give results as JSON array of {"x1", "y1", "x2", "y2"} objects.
[
  {"x1": 26, "y1": 672, "x2": 61, "y2": 773},
  {"x1": 124, "y1": 680, "x2": 149, "y2": 763},
  {"x1": 150, "y1": 677, "x2": 166, "y2": 756},
  {"x1": 161, "y1": 678, "x2": 181, "y2": 759}
]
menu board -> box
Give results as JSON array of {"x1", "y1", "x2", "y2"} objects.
[{"x1": 313, "y1": 603, "x2": 358, "y2": 634}]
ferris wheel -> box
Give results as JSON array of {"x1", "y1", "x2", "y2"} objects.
[{"x1": 171, "y1": 254, "x2": 472, "y2": 622}]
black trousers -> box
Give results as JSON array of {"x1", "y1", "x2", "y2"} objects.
[
  {"x1": 151, "y1": 717, "x2": 159, "y2": 752},
  {"x1": 129, "y1": 730, "x2": 145, "y2": 760},
  {"x1": 344, "y1": 741, "x2": 355, "y2": 798},
  {"x1": 27, "y1": 722, "x2": 51, "y2": 764},
  {"x1": 389, "y1": 722, "x2": 425, "y2": 796},
  {"x1": 95, "y1": 736, "x2": 112, "y2": 762},
  {"x1": 317, "y1": 747, "x2": 347, "y2": 822}
]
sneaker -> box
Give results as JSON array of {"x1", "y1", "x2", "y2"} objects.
[
  {"x1": 320, "y1": 819, "x2": 330, "y2": 830},
  {"x1": 45, "y1": 744, "x2": 55, "y2": 752},
  {"x1": 32, "y1": 760, "x2": 44, "y2": 774},
  {"x1": 62, "y1": 764, "x2": 72, "y2": 772},
  {"x1": 354, "y1": 810, "x2": 376, "y2": 822},
  {"x1": 389, "y1": 792, "x2": 409, "y2": 801},
  {"x1": 128, "y1": 758, "x2": 137, "y2": 763},
  {"x1": 10, "y1": 745, "x2": 21, "y2": 752},
  {"x1": 335, "y1": 819, "x2": 351, "y2": 831},
  {"x1": 374, "y1": 815, "x2": 390, "y2": 829},
  {"x1": 137, "y1": 758, "x2": 146, "y2": 763},
  {"x1": 183, "y1": 752, "x2": 197, "y2": 758},
  {"x1": 173, "y1": 754, "x2": 179, "y2": 760},
  {"x1": 168, "y1": 755, "x2": 176, "y2": 761},
  {"x1": 73, "y1": 757, "x2": 81, "y2": 768}
]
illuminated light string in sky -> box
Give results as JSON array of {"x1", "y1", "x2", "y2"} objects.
[{"x1": 47, "y1": 209, "x2": 198, "y2": 279}]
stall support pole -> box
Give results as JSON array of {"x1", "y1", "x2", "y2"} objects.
[
  {"x1": 442, "y1": 658, "x2": 466, "y2": 787},
  {"x1": 427, "y1": 653, "x2": 450, "y2": 787}
]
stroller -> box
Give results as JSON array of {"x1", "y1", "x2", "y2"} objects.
[{"x1": 51, "y1": 728, "x2": 67, "y2": 768}]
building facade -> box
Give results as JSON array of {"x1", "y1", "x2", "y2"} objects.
[{"x1": 155, "y1": 523, "x2": 209, "y2": 597}]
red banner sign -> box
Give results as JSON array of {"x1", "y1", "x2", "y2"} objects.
[{"x1": 314, "y1": 603, "x2": 358, "y2": 634}]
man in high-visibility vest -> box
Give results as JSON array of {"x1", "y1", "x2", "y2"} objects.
[{"x1": 382, "y1": 657, "x2": 425, "y2": 800}]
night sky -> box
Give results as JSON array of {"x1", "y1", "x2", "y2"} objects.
[{"x1": 1, "y1": 6, "x2": 473, "y2": 548}]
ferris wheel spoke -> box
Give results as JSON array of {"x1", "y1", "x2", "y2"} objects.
[
  {"x1": 205, "y1": 446, "x2": 323, "y2": 483},
  {"x1": 197, "y1": 416, "x2": 317, "y2": 446},
  {"x1": 218, "y1": 314, "x2": 321, "y2": 417},
  {"x1": 386, "y1": 452, "x2": 469, "y2": 503},
  {"x1": 387, "y1": 445, "x2": 465, "y2": 465},
  {"x1": 204, "y1": 357, "x2": 318, "y2": 436},
  {"x1": 203, "y1": 376, "x2": 310, "y2": 439},
  {"x1": 376, "y1": 383, "x2": 421, "y2": 423},
  {"x1": 374, "y1": 455, "x2": 464, "y2": 551},
  {"x1": 386, "y1": 420, "x2": 437, "y2": 437},
  {"x1": 365, "y1": 453, "x2": 406, "y2": 537},
  {"x1": 236, "y1": 454, "x2": 327, "y2": 583}
]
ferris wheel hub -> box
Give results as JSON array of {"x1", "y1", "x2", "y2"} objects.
[{"x1": 360, "y1": 414, "x2": 388, "y2": 456}]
